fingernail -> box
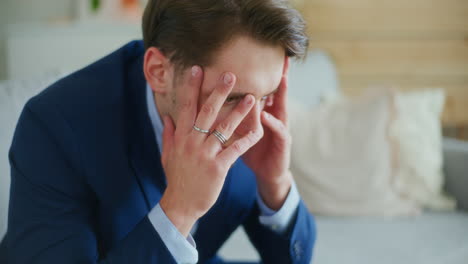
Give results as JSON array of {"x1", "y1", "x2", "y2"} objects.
[
  {"x1": 244, "y1": 95, "x2": 253, "y2": 105},
  {"x1": 267, "y1": 99, "x2": 273, "y2": 107},
  {"x1": 192, "y1": 66, "x2": 200, "y2": 77},
  {"x1": 224, "y1": 73, "x2": 233, "y2": 85},
  {"x1": 263, "y1": 111, "x2": 270, "y2": 118}
]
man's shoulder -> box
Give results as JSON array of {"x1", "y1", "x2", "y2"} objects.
[
  {"x1": 13, "y1": 40, "x2": 146, "y2": 182},
  {"x1": 27, "y1": 40, "x2": 145, "y2": 119}
]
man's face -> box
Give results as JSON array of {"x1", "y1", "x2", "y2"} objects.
[{"x1": 171, "y1": 35, "x2": 286, "y2": 146}]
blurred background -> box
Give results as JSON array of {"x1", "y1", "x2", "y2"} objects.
[
  {"x1": 299, "y1": 0, "x2": 468, "y2": 140},
  {"x1": 0, "y1": 0, "x2": 467, "y2": 263},
  {"x1": 0, "y1": 0, "x2": 466, "y2": 138},
  {"x1": 0, "y1": 0, "x2": 145, "y2": 81}
]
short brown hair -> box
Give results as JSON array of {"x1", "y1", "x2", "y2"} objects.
[{"x1": 142, "y1": 0, "x2": 308, "y2": 72}]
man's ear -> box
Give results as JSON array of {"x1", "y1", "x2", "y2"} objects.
[{"x1": 143, "y1": 47, "x2": 173, "y2": 95}]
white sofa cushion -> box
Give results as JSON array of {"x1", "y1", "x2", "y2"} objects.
[
  {"x1": 289, "y1": 87, "x2": 455, "y2": 217},
  {"x1": 289, "y1": 90, "x2": 420, "y2": 216},
  {"x1": 219, "y1": 211, "x2": 468, "y2": 264},
  {"x1": 390, "y1": 89, "x2": 455, "y2": 210}
]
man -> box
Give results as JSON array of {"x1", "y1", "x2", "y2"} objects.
[{"x1": 1, "y1": 0, "x2": 316, "y2": 263}]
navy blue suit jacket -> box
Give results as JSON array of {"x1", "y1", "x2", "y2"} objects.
[{"x1": 1, "y1": 41, "x2": 316, "y2": 263}]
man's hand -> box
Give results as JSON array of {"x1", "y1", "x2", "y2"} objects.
[
  {"x1": 159, "y1": 66, "x2": 262, "y2": 237},
  {"x1": 243, "y1": 58, "x2": 293, "y2": 211}
]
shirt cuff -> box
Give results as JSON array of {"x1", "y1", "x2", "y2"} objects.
[
  {"x1": 148, "y1": 203, "x2": 198, "y2": 264},
  {"x1": 257, "y1": 181, "x2": 300, "y2": 234}
]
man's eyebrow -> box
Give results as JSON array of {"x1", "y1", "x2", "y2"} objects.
[{"x1": 227, "y1": 87, "x2": 279, "y2": 98}]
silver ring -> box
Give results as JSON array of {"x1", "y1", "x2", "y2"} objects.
[
  {"x1": 212, "y1": 129, "x2": 228, "y2": 145},
  {"x1": 193, "y1": 125, "x2": 210, "y2": 134}
]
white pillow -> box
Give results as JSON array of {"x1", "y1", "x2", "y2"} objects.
[
  {"x1": 289, "y1": 87, "x2": 455, "y2": 216},
  {"x1": 289, "y1": 90, "x2": 420, "y2": 216},
  {"x1": 390, "y1": 89, "x2": 455, "y2": 210}
]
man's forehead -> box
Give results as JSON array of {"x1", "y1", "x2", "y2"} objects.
[
  {"x1": 202, "y1": 65, "x2": 284, "y2": 98},
  {"x1": 198, "y1": 35, "x2": 285, "y2": 97}
]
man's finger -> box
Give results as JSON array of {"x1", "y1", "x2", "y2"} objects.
[
  {"x1": 175, "y1": 65, "x2": 203, "y2": 136},
  {"x1": 205, "y1": 94, "x2": 255, "y2": 155},
  {"x1": 273, "y1": 57, "x2": 290, "y2": 123},
  {"x1": 261, "y1": 111, "x2": 289, "y2": 146},
  {"x1": 217, "y1": 127, "x2": 263, "y2": 166},
  {"x1": 193, "y1": 72, "x2": 236, "y2": 137}
]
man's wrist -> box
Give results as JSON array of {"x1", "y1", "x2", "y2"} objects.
[
  {"x1": 257, "y1": 170, "x2": 293, "y2": 211},
  {"x1": 148, "y1": 204, "x2": 199, "y2": 263},
  {"x1": 159, "y1": 190, "x2": 199, "y2": 237}
]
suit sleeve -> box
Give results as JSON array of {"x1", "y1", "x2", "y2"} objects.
[
  {"x1": 243, "y1": 189, "x2": 317, "y2": 263},
  {"x1": 6, "y1": 100, "x2": 177, "y2": 264}
]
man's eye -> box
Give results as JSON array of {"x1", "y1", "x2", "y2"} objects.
[
  {"x1": 225, "y1": 97, "x2": 241, "y2": 105},
  {"x1": 225, "y1": 95, "x2": 270, "y2": 105}
]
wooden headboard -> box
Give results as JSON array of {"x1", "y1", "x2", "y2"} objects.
[{"x1": 295, "y1": 0, "x2": 468, "y2": 136}]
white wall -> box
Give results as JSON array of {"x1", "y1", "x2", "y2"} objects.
[
  {"x1": 6, "y1": 0, "x2": 73, "y2": 22},
  {"x1": 0, "y1": 0, "x2": 74, "y2": 80}
]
